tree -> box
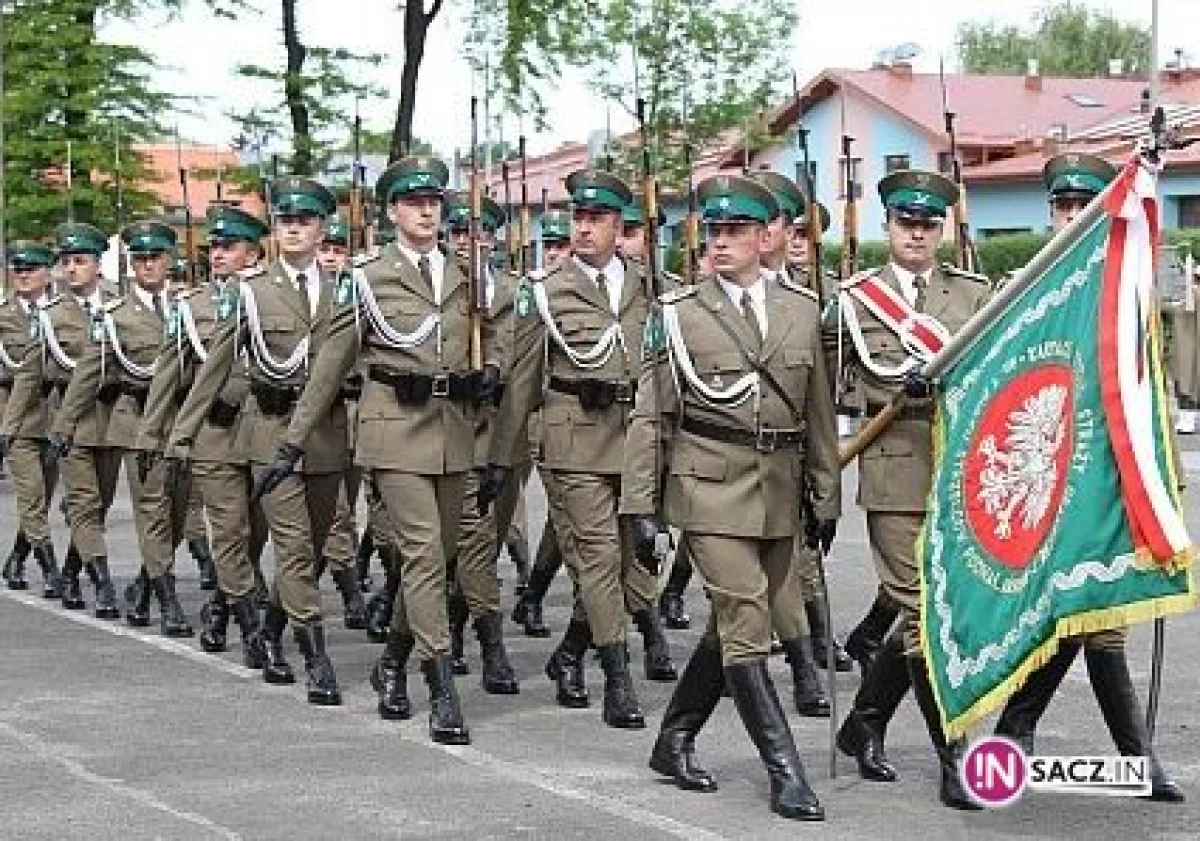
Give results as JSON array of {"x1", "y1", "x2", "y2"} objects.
[
  {"x1": 957, "y1": 2, "x2": 1150, "y2": 77},
  {"x1": 388, "y1": 0, "x2": 445, "y2": 163}
]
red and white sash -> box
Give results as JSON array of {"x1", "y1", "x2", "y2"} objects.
[{"x1": 840, "y1": 270, "x2": 951, "y2": 380}]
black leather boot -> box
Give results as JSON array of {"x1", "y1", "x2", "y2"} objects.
[
  {"x1": 90, "y1": 558, "x2": 120, "y2": 620},
  {"x1": 1085, "y1": 647, "x2": 1185, "y2": 803},
  {"x1": 598, "y1": 642, "x2": 645, "y2": 729},
  {"x1": 60, "y1": 546, "x2": 85, "y2": 610},
  {"x1": 660, "y1": 549, "x2": 693, "y2": 630},
  {"x1": 994, "y1": 639, "x2": 1082, "y2": 753},
  {"x1": 371, "y1": 630, "x2": 415, "y2": 720},
  {"x1": 545, "y1": 619, "x2": 590, "y2": 708},
  {"x1": 836, "y1": 632, "x2": 911, "y2": 782},
  {"x1": 251, "y1": 567, "x2": 270, "y2": 609},
  {"x1": 124, "y1": 567, "x2": 152, "y2": 627},
  {"x1": 189, "y1": 539, "x2": 217, "y2": 591},
  {"x1": 474, "y1": 610, "x2": 519, "y2": 694},
  {"x1": 199, "y1": 590, "x2": 230, "y2": 653},
  {"x1": 330, "y1": 566, "x2": 369, "y2": 630},
  {"x1": 844, "y1": 593, "x2": 899, "y2": 677},
  {"x1": 294, "y1": 623, "x2": 342, "y2": 706},
  {"x1": 354, "y1": 526, "x2": 375, "y2": 592},
  {"x1": 633, "y1": 607, "x2": 678, "y2": 682},
  {"x1": 3, "y1": 531, "x2": 31, "y2": 590},
  {"x1": 448, "y1": 585, "x2": 470, "y2": 675},
  {"x1": 511, "y1": 554, "x2": 556, "y2": 638},
  {"x1": 422, "y1": 654, "x2": 471, "y2": 745},
  {"x1": 780, "y1": 636, "x2": 830, "y2": 717},
  {"x1": 154, "y1": 573, "x2": 194, "y2": 637},
  {"x1": 366, "y1": 551, "x2": 400, "y2": 643},
  {"x1": 649, "y1": 637, "x2": 723, "y2": 792},
  {"x1": 805, "y1": 596, "x2": 852, "y2": 672},
  {"x1": 230, "y1": 597, "x2": 265, "y2": 669},
  {"x1": 261, "y1": 602, "x2": 296, "y2": 685},
  {"x1": 908, "y1": 656, "x2": 981, "y2": 810},
  {"x1": 506, "y1": 538, "x2": 531, "y2": 596},
  {"x1": 726, "y1": 659, "x2": 824, "y2": 821},
  {"x1": 33, "y1": 541, "x2": 63, "y2": 599}
]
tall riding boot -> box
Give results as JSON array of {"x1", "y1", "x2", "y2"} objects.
[
  {"x1": 124, "y1": 567, "x2": 152, "y2": 627},
  {"x1": 260, "y1": 602, "x2": 296, "y2": 685},
  {"x1": 546, "y1": 618, "x2": 591, "y2": 708},
  {"x1": 330, "y1": 566, "x2": 368, "y2": 630},
  {"x1": 780, "y1": 636, "x2": 831, "y2": 717},
  {"x1": 633, "y1": 607, "x2": 678, "y2": 681},
  {"x1": 659, "y1": 551, "x2": 693, "y2": 630},
  {"x1": 90, "y1": 557, "x2": 120, "y2": 620},
  {"x1": 908, "y1": 656, "x2": 981, "y2": 810},
  {"x1": 154, "y1": 573, "x2": 194, "y2": 638},
  {"x1": 354, "y1": 526, "x2": 375, "y2": 592},
  {"x1": 33, "y1": 541, "x2": 63, "y2": 599},
  {"x1": 251, "y1": 566, "x2": 269, "y2": 609},
  {"x1": 60, "y1": 546, "x2": 85, "y2": 610},
  {"x1": 805, "y1": 596, "x2": 852, "y2": 672},
  {"x1": 843, "y1": 593, "x2": 899, "y2": 677},
  {"x1": 229, "y1": 597, "x2": 265, "y2": 669},
  {"x1": 199, "y1": 590, "x2": 231, "y2": 653},
  {"x1": 994, "y1": 639, "x2": 1082, "y2": 753},
  {"x1": 649, "y1": 637, "x2": 723, "y2": 792},
  {"x1": 422, "y1": 654, "x2": 471, "y2": 745},
  {"x1": 3, "y1": 530, "x2": 31, "y2": 590},
  {"x1": 294, "y1": 623, "x2": 342, "y2": 706},
  {"x1": 726, "y1": 659, "x2": 824, "y2": 821},
  {"x1": 371, "y1": 629, "x2": 415, "y2": 720},
  {"x1": 506, "y1": 537, "x2": 531, "y2": 596},
  {"x1": 1085, "y1": 647, "x2": 1185, "y2": 803},
  {"x1": 510, "y1": 554, "x2": 557, "y2": 638},
  {"x1": 598, "y1": 642, "x2": 645, "y2": 729},
  {"x1": 189, "y1": 539, "x2": 217, "y2": 591},
  {"x1": 836, "y1": 632, "x2": 911, "y2": 782},
  {"x1": 474, "y1": 610, "x2": 519, "y2": 694},
  {"x1": 366, "y1": 550, "x2": 400, "y2": 643},
  {"x1": 448, "y1": 585, "x2": 471, "y2": 675}
]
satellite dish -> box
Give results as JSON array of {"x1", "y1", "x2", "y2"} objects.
[{"x1": 892, "y1": 42, "x2": 922, "y2": 62}]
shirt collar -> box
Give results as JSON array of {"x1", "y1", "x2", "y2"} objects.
[
  {"x1": 281, "y1": 259, "x2": 319, "y2": 286},
  {"x1": 395, "y1": 239, "x2": 441, "y2": 272},
  {"x1": 717, "y1": 271, "x2": 768, "y2": 309},
  {"x1": 132, "y1": 283, "x2": 165, "y2": 312},
  {"x1": 573, "y1": 254, "x2": 624, "y2": 285}
]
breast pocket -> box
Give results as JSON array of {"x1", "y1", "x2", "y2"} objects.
[
  {"x1": 671, "y1": 449, "x2": 728, "y2": 481},
  {"x1": 783, "y1": 347, "x2": 813, "y2": 395}
]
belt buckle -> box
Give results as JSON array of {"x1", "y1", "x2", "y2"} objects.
[
  {"x1": 755, "y1": 429, "x2": 780, "y2": 453},
  {"x1": 431, "y1": 374, "x2": 450, "y2": 398},
  {"x1": 614, "y1": 382, "x2": 634, "y2": 404}
]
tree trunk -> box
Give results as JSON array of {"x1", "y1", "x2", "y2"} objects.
[
  {"x1": 389, "y1": 1, "x2": 444, "y2": 163},
  {"x1": 66, "y1": 1, "x2": 101, "y2": 220},
  {"x1": 281, "y1": 0, "x2": 312, "y2": 175}
]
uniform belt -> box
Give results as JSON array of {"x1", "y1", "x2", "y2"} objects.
[
  {"x1": 548, "y1": 376, "x2": 636, "y2": 411},
  {"x1": 865, "y1": 401, "x2": 933, "y2": 422},
  {"x1": 119, "y1": 382, "x2": 150, "y2": 410},
  {"x1": 207, "y1": 396, "x2": 241, "y2": 428},
  {"x1": 97, "y1": 382, "x2": 121, "y2": 405},
  {"x1": 340, "y1": 373, "x2": 364, "y2": 402},
  {"x1": 251, "y1": 382, "x2": 302, "y2": 417},
  {"x1": 680, "y1": 416, "x2": 805, "y2": 453},
  {"x1": 368, "y1": 366, "x2": 477, "y2": 405}
]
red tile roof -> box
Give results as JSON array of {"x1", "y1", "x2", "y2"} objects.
[{"x1": 964, "y1": 130, "x2": 1200, "y2": 183}]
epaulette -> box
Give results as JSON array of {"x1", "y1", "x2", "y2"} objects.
[
  {"x1": 103, "y1": 298, "x2": 125, "y2": 313},
  {"x1": 659, "y1": 286, "x2": 697, "y2": 305},
  {"x1": 41, "y1": 295, "x2": 63, "y2": 310},
  {"x1": 528, "y1": 263, "x2": 563, "y2": 284},
  {"x1": 353, "y1": 247, "x2": 381, "y2": 268},
  {"x1": 940, "y1": 263, "x2": 990, "y2": 285},
  {"x1": 778, "y1": 276, "x2": 819, "y2": 302},
  {"x1": 237, "y1": 265, "x2": 266, "y2": 280},
  {"x1": 174, "y1": 287, "x2": 202, "y2": 301},
  {"x1": 837, "y1": 267, "x2": 882, "y2": 291}
]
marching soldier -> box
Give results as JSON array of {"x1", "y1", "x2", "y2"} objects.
[
  {"x1": 137, "y1": 205, "x2": 271, "y2": 666},
  {"x1": 0, "y1": 241, "x2": 63, "y2": 597},
  {"x1": 625, "y1": 174, "x2": 839, "y2": 820},
  {"x1": 54, "y1": 221, "x2": 193, "y2": 636},
  {"x1": 993, "y1": 152, "x2": 1183, "y2": 801},
  {"x1": 6, "y1": 224, "x2": 122, "y2": 615},
  {"x1": 832, "y1": 170, "x2": 988, "y2": 810},
  {"x1": 479, "y1": 169, "x2": 675, "y2": 731},
  {"x1": 170, "y1": 178, "x2": 351, "y2": 706},
  {"x1": 317, "y1": 214, "x2": 351, "y2": 272}
]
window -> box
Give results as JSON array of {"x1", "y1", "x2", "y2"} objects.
[
  {"x1": 884, "y1": 154, "x2": 911, "y2": 173},
  {"x1": 1177, "y1": 196, "x2": 1200, "y2": 228},
  {"x1": 1065, "y1": 93, "x2": 1104, "y2": 108}
]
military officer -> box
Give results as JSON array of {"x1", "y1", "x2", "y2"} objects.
[
  {"x1": 993, "y1": 152, "x2": 1183, "y2": 802},
  {"x1": 317, "y1": 214, "x2": 351, "y2": 273},
  {"x1": 0, "y1": 241, "x2": 63, "y2": 597},
  {"x1": 624, "y1": 173, "x2": 839, "y2": 820},
  {"x1": 138, "y1": 205, "x2": 271, "y2": 665},
  {"x1": 832, "y1": 170, "x2": 989, "y2": 810},
  {"x1": 5, "y1": 223, "x2": 122, "y2": 615},
  {"x1": 170, "y1": 178, "x2": 351, "y2": 706},
  {"x1": 253, "y1": 156, "x2": 487, "y2": 744},
  {"x1": 1175, "y1": 264, "x2": 1198, "y2": 434}
]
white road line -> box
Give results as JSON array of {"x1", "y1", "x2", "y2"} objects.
[{"x1": 0, "y1": 720, "x2": 242, "y2": 840}]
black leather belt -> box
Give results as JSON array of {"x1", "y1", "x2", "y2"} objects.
[
  {"x1": 680, "y1": 416, "x2": 805, "y2": 453},
  {"x1": 548, "y1": 376, "x2": 636, "y2": 411},
  {"x1": 368, "y1": 366, "x2": 478, "y2": 406},
  {"x1": 251, "y1": 382, "x2": 301, "y2": 417},
  {"x1": 866, "y1": 401, "x2": 933, "y2": 422},
  {"x1": 207, "y1": 396, "x2": 241, "y2": 428},
  {"x1": 340, "y1": 373, "x2": 364, "y2": 402},
  {"x1": 97, "y1": 382, "x2": 120, "y2": 405},
  {"x1": 119, "y1": 382, "x2": 150, "y2": 411}
]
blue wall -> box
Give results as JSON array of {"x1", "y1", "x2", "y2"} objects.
[{"x1": 969, "y1": 182, "x2": 1050, "y2": 237}]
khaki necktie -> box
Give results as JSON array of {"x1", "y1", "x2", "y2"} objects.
[
  {"x1": 152, "y1": 293, "x2": 165, "y2": 320},
  {"x1": 417, "y1": 255, "x2": 434, "y2": 302},
  {"x1": 913, "y1": 273, "x2": 928, "y2": 312},
  {"x1": 740, "y1": 289, "x2": 763, "y2": 350},
  {"x1": 296, "y1": 272, "x2": 312, "y2": 319},
  {"x1": 595, "y1": 271, "x2": 611, "y2": 312}
]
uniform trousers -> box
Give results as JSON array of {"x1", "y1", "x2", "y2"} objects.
[
  {"x1": 59, "y1": 445, "x2": 122, "y2": 561},
  {"x1": 8, "y1": 438, "x2": 58, "y2": 544}
]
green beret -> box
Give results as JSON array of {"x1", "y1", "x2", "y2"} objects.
[
  {"x1": 795, "y1": 200, "x2": 831, "y2": 233},
  {"x1": 324, "y1": 215, "x2": 350, "y2": 245},
  {"x1": 621, "y1": 203, "x2": 666, "y2": 228},
  {"x1": 7, "y1": 240, "x2": 56, "y2": 269},
  {"x1": 55, "y1": 222, "x2": 108, "y2": 255},
  {"x1": 444, "y1": 191, "x2": 505, "y2": 233},
  {"x1": 540, "y1": 209, "x2": 572, "y2": 242},
  {"x1": 696, "y1": 174, "x2": 779, "y2": 224},
  {"x1": 376, "y1": 156, "x2": 450, "y2": 205},
  {"x1": 565, "y1": 169, "x2": 632, "y2": 212},
  {"x1": 878, "y1": 170, "x2": 959, "y2": 220},
  {"x1": 206, "y1": 204, "x2": 269, "y2": 244},
  {"x1": 747, "y1": 171, "x2": 804, "y2": 221},
  {"x1": 121, "y1": 220, "x2": 177, "y2": 254},
  {"x1": 1043, "y1": 152, "x2": 1116, "y2": 199},
  {"x1": 271, "y1": 177, "x2": 337, "y2": 217},
  {"x1": 171, "y1": 256, "x2": 190, "y2": 279}
]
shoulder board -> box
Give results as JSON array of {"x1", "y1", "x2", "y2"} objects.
[
  {"x1": 353, "y1": 247, "x2": 382, "y2": 268},
  {"x1": 940, "y1": 263, "x2": 990, "y2": 284},
  {"x1": 237, "y1": 265, "x2": 266, "y2": 280},
  {"x1": 41, "y1": 295, "x2": 63, "y2": 310},
  {"x1": 659, "y1": 286, "x2": 697, "y2": 305},
  {"x1": 778, "y1": 276, "x2": 818, "y2": 301},
  {"x1": 528, "y1": 263, "x2": 564, "y2": 284},
  {"x1": 837, "y1": 267, "x2": 883, "y2": 291},
  {"x1": 174, "y1": 287, "x2": 202, "y2": 301},
  {"x1": 103, "y1": 298, "x2": 125, "y2": 313}
]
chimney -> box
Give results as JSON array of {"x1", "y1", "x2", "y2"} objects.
[
  {"x1": 1108, "y1": 58, "x2": 1124, "y2": 77},
  {"x1": 889, "y1": 60, "x2": 913, "y2": 78},
  {"x1": 1025, "y1": 58, "x2": 1042, "y2": 92}
]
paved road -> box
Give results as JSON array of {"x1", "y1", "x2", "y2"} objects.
[{"x1": 0, "y1": 448, "x2": 1197, "y2": 840}]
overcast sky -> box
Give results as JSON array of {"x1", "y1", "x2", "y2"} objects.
[{"x1": 102, "y1": 0, "x2": 1195, "y2": 160}]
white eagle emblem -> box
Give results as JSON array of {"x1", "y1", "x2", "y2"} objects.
[{"x1": 975, "y1": 384, "x2": 1068, "y2": 540}]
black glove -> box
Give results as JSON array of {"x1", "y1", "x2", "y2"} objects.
[
  {"x1": 136, "y1": 449, "x2": 160, "y2": 484},
  {"x1": 250, "y1": 443, "x2": 302, "y2": 502},
  {"x1": 903, "y1": 370, "x2": 934, "y2": 400},
  {"x1": 164, "y1": 455, "x2": 190, "y2": 499},
  {"x1": 43, "y1": 434, "x2": 71, "y2": 468},
  {"x1": 805, "y1": 518, "x2": 838, "y2": 554},
  {"x1": 0, "y1": 435, "x2": 9, "y2": 460},
  {"x1": 630, "y1": 514, "x2": 666, "y2": 575},
  {"x1": 477, "y1": 365, "x2": 502, "y2": 405},
  {"x1": 477, "y1": 464, "x2": 510, "y2": 516}
]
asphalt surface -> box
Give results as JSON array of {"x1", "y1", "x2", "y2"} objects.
[{"x1": 0, "y1": 443, "x2": 1198, "y2": 840}]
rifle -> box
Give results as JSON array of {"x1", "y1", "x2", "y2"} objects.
[
  {"x1": 539, "y1": 187, "x2": 549, "y2": 270},
  {"x1": 349, "y1": 103, "x2": 365, "y2": 254},
  {"x1": 940, "y1": 58, "x2": 980, "y2": 273},
  {"x1": 519, "y1": 134, "x2": 531, "y2": 277},
  {"x1": 113, "y1": 122, "x2": 128, "y2": 295},
  {"x1": 501, "y1": 156, "x2": 516, "y2": 272},
  {"x1": 467, "y1": 96, "x2": 485, "y2": 371},
  {"x1": 839, "y1": 134, "x2": 858, "y2": 279},
  {"x1": 260, "y1": 153, "x2": 280, "y2": 263},
  {"x1": 681, "y1": 90, "x2": 698, "y2": 284},
  {"x1": 793, "y1": 74, "x2": 823, "y2": 293},
  {"x1": 66, "y1": 139, "x2": 75, "y2": 223},
  {"x1": 175, "y1": 127, "x2": 197, "y2": 286}
]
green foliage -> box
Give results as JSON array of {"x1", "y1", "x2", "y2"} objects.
[{"x1": 957, "y1": 2, "x2": 1150, "y2": 77}]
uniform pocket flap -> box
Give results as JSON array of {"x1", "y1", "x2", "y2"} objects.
[
  {"x1": 784, "y1": 348, "x2": 814, "y2": 367},
  {"x1": 695, "y1": 351, "x2": 745, "y2": 375},
  {"x1": 260, "y1": 315, "x2": 296, "y2": 332},
  {"x1": 672, "y1": 450, "x2": 727, "y2": 480}
]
